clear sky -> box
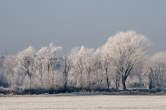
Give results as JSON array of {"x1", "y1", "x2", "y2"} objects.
[{"x1": 0, "y1": 0, "x2": 166, "y2": 55}]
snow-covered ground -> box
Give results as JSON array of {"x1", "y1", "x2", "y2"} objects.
[{"x1": 0, "y1": 95, "x2": 166, "y2": 110}]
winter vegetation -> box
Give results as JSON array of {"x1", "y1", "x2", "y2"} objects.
[{"x1": 1, "y1": 31, "x2": 166, "y2": 95}]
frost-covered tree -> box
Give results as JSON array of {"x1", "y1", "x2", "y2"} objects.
[
  {"x1": 3, "y1": 46, "x2": 36, "y2": 90},
  {"x1": 35, "y1": 42, "x2": 62, "y2": 89},
  {"x1": 68, "y1": 46, "x2": 95, "y2": 89},
  {"x1": 3, "y1": 56, "x2": 17, "y2": 90},
  {"x1": 95, "y1": 49, "x2": 112, "y2": 89},
  {"x1": 144, "y1": 52, "x2": 166, "y2": 89},
  {"x1": 61, "y1": 56, "x2": 71, "y2": 90},
  {"x1": 15, "y1": 46, "x2": 35, "y2": 90},
  {"x1": 101, "y1": 31, "x2": 150, "y2": 90},
  {"x1": 3, "y1": 43, "x2": 63, "y2": 90}
]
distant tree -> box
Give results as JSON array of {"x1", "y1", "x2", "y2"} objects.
[
  {"x1": 144, "y1": 52, "x2": 166, "y2": 89},
  {"x1": 3, "y1": 56, "x2": 17, "y2": 90}
]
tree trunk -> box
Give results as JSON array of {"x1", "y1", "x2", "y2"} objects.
[
  {"x1": 64, "y1": 71, "x2": 68, "y2": 90},
  {"x1": 149, "y1": 80, "x2": 152, "y2": 90},
  {"x1": 30, "y1": 76, "x2": 31, "y2": 90},
  {"x1": 106, "y1": 76, "x2": 110, "y2": 89},
  {"x1": 115, "y1": 74, "x2": 120, "y2": 90},
  {"x1": 115, "y1": 79, "x2": 119, "y2": 90},
  {"x1": 105, "y1": 68, "x2": 110, "y2": 89},
  {"x1": 122, "y1": 76, "x2": 127, "y2": 90}
]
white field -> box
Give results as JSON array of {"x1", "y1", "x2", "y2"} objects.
[{"x1": 0, "y1": 95, "x2": 166, "y2": 110}]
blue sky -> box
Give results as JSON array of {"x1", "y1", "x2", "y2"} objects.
[{"x1": 0, "y1": 0, "x2": 166, "y2": 55}]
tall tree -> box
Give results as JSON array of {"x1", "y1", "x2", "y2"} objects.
[{"x1": 101, "y1": 31, "x2": 150, "y2": 90}]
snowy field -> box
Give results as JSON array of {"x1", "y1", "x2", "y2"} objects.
[{"x1": 0, "y1": 95, "x2": 166, "y2": 110}]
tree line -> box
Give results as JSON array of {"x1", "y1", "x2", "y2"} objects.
[{"x1": 1, "y1": 31, "x2": 166, "y2": 92}]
